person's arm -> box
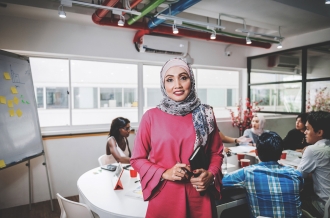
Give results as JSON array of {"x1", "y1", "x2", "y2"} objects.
[
  {"x1": 297, "y1": 146, "x2": 316, "y2": 178},
  {"x1": 106, "y1": 138, "x2": 130, "y2": 164},
  {"x1": 219, "y1": 131, "x2": 236, "y2": 144},
  {"x1": 130, "y1": 111, "x2": 168, "y2": 201},
  {"x1": 222, "y1": 169, "x2": 245, "y2": 187}
]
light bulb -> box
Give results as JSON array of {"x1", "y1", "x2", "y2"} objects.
[
  {"x1": 246, "y1": 37, "x2": 252, "y2": 44},
  {"x1": 210, "y1": 33, "x2": 216, "y2": 40},
  {"x1": 58, "y1": 10, "x2": 66, "y2": 18},
  {"x1": 118, "y1": 19, "x2": 124, "y2": 26}
]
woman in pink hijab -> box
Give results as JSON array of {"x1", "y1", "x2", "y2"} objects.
[
  {"x1": 243, "y1": 113, "x2": 267, "y2": 145},
  {"x1": 131, "y1": 58, "x2": 223, "y2": 218}
]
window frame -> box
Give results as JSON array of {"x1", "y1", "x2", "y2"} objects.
[{"x1": 247, "y1": 40, "x2": 330, "y2": 115}]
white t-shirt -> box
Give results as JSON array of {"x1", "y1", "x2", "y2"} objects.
[{"x1": 105, "y1": 136, "x2": 129, "y2": 165}]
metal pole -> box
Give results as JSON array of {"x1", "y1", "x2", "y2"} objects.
[
  {"x1": 26, "y1": 160, "x2": 32, "y2": 210},
  {"x1": 43, "y1": 153, "x2": 54, "y2": 211}
]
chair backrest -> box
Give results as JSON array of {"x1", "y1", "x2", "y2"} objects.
[
  {"x1": 57, "y1": 193, "x2": 94, "y2": 218},
  {"x1": 324, "y1": 197, "x2": 330, "y2": 218},
  {"x1": 98, "y1": 154, "x2": 108, "y2": 166},
  {"x1": 57, "y1": 193, "x2": 67, "y2": 218}
]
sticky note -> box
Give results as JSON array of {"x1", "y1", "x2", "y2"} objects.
[
  {"x1": 0, "y1": 96, "x2": 6, "y2": 104},
  {"x1": 4, "y1": 72, "x2": 11, "y2": 80},
  {"x1": 16, "y1": 109, "x2": 23, "y2": 117},
  {"x1": 9, "y1": 109, "x2": 15, "y2": 117},
  {"x1": 8, "y1": 100, "x2": 13, "y2": 108},
  {"x1": 0, "y1": 160, "x2": 6, "y2": 168},
  {"x1": 11, "y1": 86, "x2": 18, "y2": 94},
  {"x1": 13, "y1": 96, "x2": 19, "y2": 105}
]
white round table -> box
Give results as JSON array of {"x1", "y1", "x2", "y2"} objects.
[{"x1": 77, "y1": 165, "x2": 148, "y2": 218}]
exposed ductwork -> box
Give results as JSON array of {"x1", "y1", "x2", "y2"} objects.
[
  {"x1": 147, "y1": 0, "x2": 201, "y2": 29},
  {"x1": 127, "y1": 0, "x2": 166, "y2": 25},
  {"x1": 91, "y1": 0, "x2": 272, "y2": 49}
]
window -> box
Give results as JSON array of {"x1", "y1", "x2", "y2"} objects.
[
  {"x1": 143, "y1": 65, "x2": 163, "y2": 112},
  {"x1": 196, "y1": 69, "x2": 239, "y2": 118},
  {"x1": 30, "y1": 58, "x2": 70, "y2": 127},
  {"x1": 71, "y1": 60, "x2": 138, "y2": 125},
  {"x1": 248, "y1": 41, "x2": 330, "y2": 114}
]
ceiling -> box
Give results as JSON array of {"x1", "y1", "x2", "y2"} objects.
[{"x1": 1, "y1": 0, "x2": 330, "y2": 44}]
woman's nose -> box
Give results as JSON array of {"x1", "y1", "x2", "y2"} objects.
[{"x1": 174, "y1": 79, "x2": 182, "y2": 88}]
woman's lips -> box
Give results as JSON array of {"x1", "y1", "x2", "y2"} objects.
[{"x1": 173, "y1": 91, "x2": 184, "y2": 96}]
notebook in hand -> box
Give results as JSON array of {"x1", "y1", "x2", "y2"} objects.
[{"x1": 189, "y1": 146, "x2": 208, "y2": 173}]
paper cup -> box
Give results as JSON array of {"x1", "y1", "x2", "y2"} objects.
[
  {"x1": 240, "y1": 159, "x2": 250, "y2": 167},
  {"x1": 130, "y1": 169, "x2": 137, "y2": 178},
  {"x1": 281, "y1": 151, "x2": 287, "y2": 159},
  {"x1": 237, "y1": 153, "x2": 245, "y2": 161}
]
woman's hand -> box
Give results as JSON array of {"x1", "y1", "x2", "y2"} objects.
[
  {"x1": 190, "y1": 169, "x2": 214, "y2": 192},
  {"x1": 224, "y1": 147, "x2": 230, "y2": 153},
  {"x1": 161, "y1": 163, "x2": 190, "y2": 181}
]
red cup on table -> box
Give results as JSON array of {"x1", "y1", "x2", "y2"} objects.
[
  {"x1": 281, "y1": 151, "x2": 287, "y2": 159},
  {"x1": 130, "y1": 169, "x2": 137, "y2": 178},
  {"x1": 237, "y1": 153, "x2": 245, "y2": 161},
  {"x1": 240, "y1": 159, "x2": 250, "y2": 167}
]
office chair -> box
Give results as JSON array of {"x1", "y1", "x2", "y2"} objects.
[
  {"x1": 56, "y1": 193, "x2": 95, "y2": 218},
  {"x1": 98, "y1": 154, "x2": 108, "y2": 166}
]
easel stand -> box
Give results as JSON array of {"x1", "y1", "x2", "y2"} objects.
[{"x1": 25, "y1": 152, "x2": 54, "y2": 211}]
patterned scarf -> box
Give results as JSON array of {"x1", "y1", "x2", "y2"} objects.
[{"x1": 157, "y1": 58, "x2": 214, "y2": 148}]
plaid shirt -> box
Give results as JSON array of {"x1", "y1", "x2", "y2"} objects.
[{"x1": 222, "y1": 161, "x2": 303, "y2": 218}]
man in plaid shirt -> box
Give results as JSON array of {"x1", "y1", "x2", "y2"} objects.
[{"x1": 222, "y1": 131, "x2": 303, "y2": 218}]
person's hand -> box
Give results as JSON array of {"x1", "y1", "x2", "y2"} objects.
[
  {"x1": 161, "y1": 163, "x2": 190, "y2": 181},
  {"x1": 236, "y1": 136, "x2": 252, "y2": 144},
  {"x1": 190, "y1": 169, "x2": 214, "y2": 192},
  {"x1": 224, "y1": 147, "x2": 230, "y2": 153}
]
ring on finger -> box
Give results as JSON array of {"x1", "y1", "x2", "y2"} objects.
[{"x1": 195, "y1": 185, "x2": 198, "y2": 189}]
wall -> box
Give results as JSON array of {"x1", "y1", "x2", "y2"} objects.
[{"x1": 0, "y1": 116, "x2": 295, "y2": 209}]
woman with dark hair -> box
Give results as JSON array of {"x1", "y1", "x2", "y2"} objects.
[
  {"x1": 105, "y1": 117, "x2": 131, "y2": 164},
  {"x1": 131, "y1": 58, "x2": 223, "y2": 218}
]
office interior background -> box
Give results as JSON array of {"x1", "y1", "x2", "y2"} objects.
[{"x1": 0, "y1": 0, "x2": 330, "y2": 209}]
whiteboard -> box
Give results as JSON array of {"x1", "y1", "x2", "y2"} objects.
[{"x1": 0, "y1": 50, "x2": 43, "y2": 168}]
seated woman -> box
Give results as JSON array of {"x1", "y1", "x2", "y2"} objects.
[
  {"x1": 243, "y1": 114, "x2": 267, "y2": 145},
  {"x1": 105, "y1": 117, "x2": 132, "y2": 165},
  {"x1": 283, "y1": 113, "x2": 309, "y2": 151}
]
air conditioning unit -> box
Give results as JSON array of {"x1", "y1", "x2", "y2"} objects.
[
  {"x1": 139, "y1": 35, "x2": 188, "y2": 56},
  {"x1": 275, "y1": 55, "x2": 300, "y2": 68}
]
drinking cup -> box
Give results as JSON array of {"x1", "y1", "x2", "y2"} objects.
[
  {"x1": 240, "y1": 159, "x2": 250, "y2": 167},
  {"x1": 130, "y1": 169, "x2": 137, "y2": 178},
  {"x1": 281, "y1": 151, "x2": 287, "y2": 159},
  {"x1": 237, "y1": 153, "x2": 245, "y2": 161}
]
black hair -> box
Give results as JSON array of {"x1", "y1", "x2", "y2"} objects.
[
  {"x1": 256, "y1": 131, "x2": 283, "y2": 162},
  {"x1": 296, "y1": 113, "x2": 308, "y2": 125},
  {"x1": 107, "y1": 117, "x2": 131, "y2": 157},
  {"x1": 307, "y1": 111, "x2": 330, "y2": 139}
]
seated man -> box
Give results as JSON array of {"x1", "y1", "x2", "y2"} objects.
[
  {"x1": 283, "y1": 113, "x2": 310, "y2": 151},
  {"x1": 223, "y1": 131, "x2": 303, "y2": 218},
  {"x1": 298, "y1": 111, "x2": 330, "y2": 217}
]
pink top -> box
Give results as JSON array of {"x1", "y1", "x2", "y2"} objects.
[{"x1": 131, "y1": 108, "x2": 223, "y2": 217}]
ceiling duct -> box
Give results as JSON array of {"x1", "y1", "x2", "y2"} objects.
[{"x1": 275, "y1": 55, "x2": 300, "y2": 68}]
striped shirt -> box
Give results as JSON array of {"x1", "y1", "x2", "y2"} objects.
[{"x1": 222, "y1": 161, "x2": 303, "y2": 218}]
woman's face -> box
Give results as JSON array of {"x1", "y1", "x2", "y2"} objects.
[
  {"x1": 119, "y1": 123, "x2": 131, "y2": 138},
  {"x1": 252, "y1": 116, "x2": 260, "y2": 129},
  {"x1": 164, "y1": 66, "x2": 191, "y2": 102}
]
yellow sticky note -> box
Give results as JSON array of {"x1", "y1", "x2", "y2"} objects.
[
  {"x1": 0, "y1": 160, "x2": 6, "y2": 168},
  {"x1": 16, "y1": 109, "x2": 23, "y2": 117},
  {"x1": 8, "y1": 100, "x2": 13, "y2": 108},
  {"x1": 0, "y1": 96, "x2": 6, "y2": 104},
  {"x1": 11, "y1": 86, "x2": 18, "y2": 94},
  {"x1": 9, "y1": 109, "x2": 15, "y2": 117},
  {"x1": 13, "y1": 96, "x2": 19, "y2": 105},
  {"x1": 4, "y1": 72, "x2": 11, "y2": 80}
]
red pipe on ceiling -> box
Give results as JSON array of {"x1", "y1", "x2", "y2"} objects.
[
  {"x1": 92, "y1": 0, "x2": 120, "y2": 22},
  {"x1": 92, "y1": 17, "x2": 271, "y2": 49}
]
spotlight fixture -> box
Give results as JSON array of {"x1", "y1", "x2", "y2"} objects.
[
  {"x1": 118, "y1": 15, "x2": 125, "y2": 26},
  {"x1": 58, "y1": 5, "x2": 66, "y2": 18},
  {"x1": 207, "y1": 26, "x2": 216, "y2": 40},
  {"x1": 326, "y1": 0, "x2": 330, "y2": 4},
  {"x1": 277, "y1": 41, "x2": 282, "y2": 49},
  {"x1": 276, "y1": 27, "x2": 283, "y2": 49},
  {"x1": 246, "y1": 35, "x2": 251, "y2": 44},
  {"x1": 172, "y1": 20, "x2": 179, "y2": 34}
]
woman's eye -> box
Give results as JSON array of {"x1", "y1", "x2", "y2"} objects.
[{"x1": 166, "y1": 78, "x2": 173, "y2": 82}]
